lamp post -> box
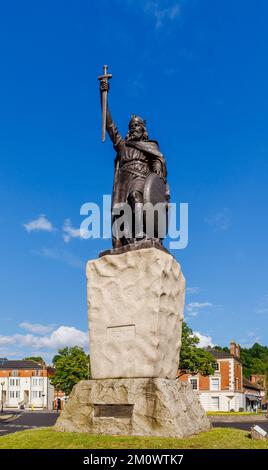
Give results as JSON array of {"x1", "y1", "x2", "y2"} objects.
[
  {"x1": 1, "y1": 381, "x2": 5, "y2": 413},
  {"x1": 38, "y1": 362, "x2": 46, "y2": 411}
]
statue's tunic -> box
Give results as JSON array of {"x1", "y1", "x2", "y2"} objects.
[{"x1": 106, "y1": 120, "x2": 167, "y2": 211}]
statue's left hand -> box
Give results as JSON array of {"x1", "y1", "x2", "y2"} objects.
[{"x1": 153, "y1": 161, "x2": 162, "y2": 176}]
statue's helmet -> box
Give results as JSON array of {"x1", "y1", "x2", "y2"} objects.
[{"x1": 128, "y1": 114, "x2": 147, "y2": 129}]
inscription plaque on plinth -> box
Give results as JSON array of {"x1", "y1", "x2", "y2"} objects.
[{"x1": 94, "y1": 404, "x2": 134, "y2": 418}]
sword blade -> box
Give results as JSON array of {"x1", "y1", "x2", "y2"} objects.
[{"x1": 101, "y1": 89, "x2": 107, "y2": 142}]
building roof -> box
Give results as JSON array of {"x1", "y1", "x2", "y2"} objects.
[
  {"x1": 205, "y1": 348, "x2": 242, "y2": 363},
  {"x1": 243, "y1": 377, "x2": 263, "y2": 391},
  {"x1": 0, "y1": 360, "x2": 44, "y2": 370}
]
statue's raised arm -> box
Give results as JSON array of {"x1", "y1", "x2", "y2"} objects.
[{"x1": 98, "y1": 66, "x2": 123, "y2": 148}]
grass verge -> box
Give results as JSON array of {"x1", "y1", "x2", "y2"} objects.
[
  {"x1": 206, "y1": 412, "x2": 260, "y2": 416},
  {"x1": 0, "y1": 428, "x2": 267, "y2": 449}
]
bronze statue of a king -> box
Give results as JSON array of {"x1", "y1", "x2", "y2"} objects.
[{"x1": 99, "y1": 66, "x2": 169, "y2": 250}]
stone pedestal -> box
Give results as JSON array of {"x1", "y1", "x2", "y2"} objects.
[
  {"x1": 55, "y1": 378, "x2": 211, "y2": 437},
  {"x1": 55, "y1": 247, "x2": 211, "y2": 438},
  {"x1": 86, "y1": 248, "x2": 185, "y2": 379}
]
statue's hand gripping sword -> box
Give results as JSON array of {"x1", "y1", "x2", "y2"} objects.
[{"x1": 98, "y1": 65, "x2": 112, "y2": 143}]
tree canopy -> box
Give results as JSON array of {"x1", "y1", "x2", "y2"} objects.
[
  {"x1": 23, "y1": 356, "x2": 45, "y2": 365},
  {"x1": 178, "y1": 322, "x2": 217, "y2": 377},
  {"x1": 50, "y1": 346, "x2": 90, "y2": 395}
]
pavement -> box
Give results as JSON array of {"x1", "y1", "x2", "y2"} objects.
[
  {"x1": 209, "y1": 414, "x2": 268, "y2": 423},
  {"x1": 0, "y1": 411, "x2": 58, "y2": 436},
  {"x1": 213, "y1": 421, "x2": 268, "y2": 432}
]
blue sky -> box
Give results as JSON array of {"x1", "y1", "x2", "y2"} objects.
[{"x1": 0, "y1": 0, "x2": 268, "y2": 362}]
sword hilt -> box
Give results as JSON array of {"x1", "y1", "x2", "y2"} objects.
[{"x1": 98, "y1": 64, "x2": 112, "y2": 82}]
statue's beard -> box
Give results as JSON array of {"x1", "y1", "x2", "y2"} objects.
[{"x1": 126, "y1": 131, "x2": 145, "y2": 142}]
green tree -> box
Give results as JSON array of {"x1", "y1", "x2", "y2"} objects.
[
  {"x1": 23, "y1": 356, "x2": 45, "y2": 365},
  {"x1": 240, "y1": 343, "x2": 268, "y2": 386},
  {"x1": 178, "y1": 322, "x2": 217, "y2": 377},
  {"x1": 50, "y1": 346, "x2": 90, "y2": 395}
]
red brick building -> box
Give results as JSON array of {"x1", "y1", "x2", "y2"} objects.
[{"x1": 179, "y1": 341, "x2": 244, "y2": 411}]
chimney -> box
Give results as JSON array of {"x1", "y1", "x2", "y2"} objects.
[{"x1": 230, "y1": 340, "x2": 240, "y2": 358}]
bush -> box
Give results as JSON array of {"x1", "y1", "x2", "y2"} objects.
[
  {"x1": 230, "y1": 409, "x2": 235, "y2": 412},
  {"x1": 239, "y1": 407, "x2": 244, "y2": 412}
]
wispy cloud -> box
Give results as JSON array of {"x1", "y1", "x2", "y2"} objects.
[
  {"x1": 127, "y1": 0, "x2": 181, "y2": 29},
  {"x1": 186, "y1": 301, "x2": 213, "y2": 317},
  {"x1": 204, "y1": 208, "x2": 231, "y2": 231},
  {"x1": 23, "y1": 215, "x2": 55, "y2": 233},
  {"x1": 19, "y1": 322, "x2": 56, "y2": 335},
  {"x1": 34, "y1": 246, "x2": 85, "y2": 270},
  {"x1": 144, "y1": 1, "x2": 181, "y2": 28},
  {"x1": 256, "y1": 293, "x2": 268, "y2": 315},
  {"x1": 193, "y1": 331, "x2": 214, "y2": 348},
  {"x1": 62, "y1": 219, "x2": 86, "y2": 243},
  {"x1": 238, "y1": 331, "x2": 261, "y2": 348},
  {"x1": 186, "y1": 286, "x2": 200, "y2": 295}
]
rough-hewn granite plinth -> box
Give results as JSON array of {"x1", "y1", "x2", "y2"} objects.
[
  {"x1": 86, "y1": 248, "x2": 185, "y2": 379},
  {"x1": 55, "y1": 378, "x2": 211, "y2": 437}
]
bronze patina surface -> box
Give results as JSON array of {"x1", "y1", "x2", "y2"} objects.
[{"x1": 99, "y1": 66, "x2": 170, "y2": 249}]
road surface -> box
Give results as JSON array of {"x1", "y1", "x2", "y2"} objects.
[
  {"x1": 0, "y1": 412, "x2": 267, "y2": 436},
  {"x1": 0, "y1": 412, "x2": 58, "y2": 436}
]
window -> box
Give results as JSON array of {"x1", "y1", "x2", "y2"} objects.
[
  {"x1": 10, "y1": 378, "x2": 20, "y2": 386},
  {"x1": 9, "y1": 391, "x2": 15, "y2": 398},
  {"x1": 33, "y1": 369, "x2": 42, "y2": 376},
  {"x1": 16, "y1": 391, "x2": 20, "y2": 399},
  {"x1": 11, "y1": 370, "x2": 19, "y2": 377},
  {"x1": 32, "y1": 378, "x2": 38, "y2": 386},
  {"x1": 32, "y1": 391, "x2": 38, "y2": 398},
  {"x1": 39, "y1": 379, "x2": 43, "y2": 386},
  {"x1": 211, "y1": 378, "x2": 220, "y2": 391},
  {"x1": 189, "y1": 378, "x2": 198, "y2": 390},
  {"x1": 215, "y1": 362, "x2": 220, "y2": 371},
  {"x1": 211, "y1": 396, "x2": 220, "y2": 411}
]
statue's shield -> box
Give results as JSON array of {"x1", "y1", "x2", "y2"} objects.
[
  {"x1": 143, "y1": 173, "x2": 168, "y2": 239},
  {"x1": 143, "y1": 173, "x2": 167, "y2": 206}
]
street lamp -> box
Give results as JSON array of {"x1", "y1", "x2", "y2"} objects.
[{"x1": 1, "y1": 381, "x2": 5, "y2": 413}]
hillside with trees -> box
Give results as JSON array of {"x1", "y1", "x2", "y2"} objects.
[{"x1": 215, "y1": 343, "x2": 268, "y2": 384}]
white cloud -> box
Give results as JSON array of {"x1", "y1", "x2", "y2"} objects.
[
  {"x1": 19, "y1": 322, "x2": 55, "y2": 335},
  {"x1": 186, "y1": 301, "x2": 213, "y2": 317},
  {"x1": 38, "y1": 326, "x2": 88, "y2": 350},
  {"x1": 194, "y1": 331, "x2": 214, "y2": 348},
  {"x1": 186, "y1": 286, "x2": 200, "y2": 295},
  {"x1": 0, "y1": 326, "x2": 88, "y2": 352},
  {"x1": 62, "y1": 219, "x2": 87, "y2": 243},
  {"x1": 23, "y1": 215, "x2": 55, "y2": 233}
]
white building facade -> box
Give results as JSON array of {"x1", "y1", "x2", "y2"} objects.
[{"x1": 0, "y1": 359, "x2": 55, "y2": 410}]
